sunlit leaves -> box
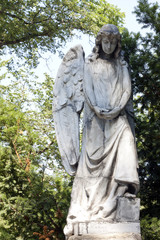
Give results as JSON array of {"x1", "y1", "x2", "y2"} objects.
[
  {"x1": 0, "y1": 0, "x2": 125, "y2": 66},
  {"x1": 0, "y1": 67, "x2": 71, "y2": 239}
]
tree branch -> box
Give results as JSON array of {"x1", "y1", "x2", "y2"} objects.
[
  {"x1": 0, "y1": 10, "x2": 30, "y2": 24},
  {"x1": 36, "y1": 141, "x2": 54, "y2": 154},
  {"x1": 0, "y1": 30, "x2": 51, "y2": 48}
]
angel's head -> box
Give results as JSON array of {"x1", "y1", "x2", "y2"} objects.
[{"x1": 93, "y1": 24, "x2": 121, "y2": 59}]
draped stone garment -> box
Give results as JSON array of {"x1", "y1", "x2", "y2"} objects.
[{"x1": 66, "y1": 57, "x2": 139, "y2": 224}]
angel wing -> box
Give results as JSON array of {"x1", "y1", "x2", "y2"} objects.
[{"x1": 53, "y1": 45, "x2": 85, "y2": 176}]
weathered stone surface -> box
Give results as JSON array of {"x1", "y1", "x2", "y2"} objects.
[
  {"x1": 73, "y1": 221, "x2": 140, "y2": 236},
  {"x1": 68, "y1": 233, "x2": 142, "y2": 240},
  {"x1": 116, "y1": 197, "x2": 140, "y2": 222},
  {"x1": 54, "y1": 24, "x2": 141, "y2": 240}
]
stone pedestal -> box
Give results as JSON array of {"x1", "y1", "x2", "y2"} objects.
[
  {"x1": 66, "y1": 197, "x2": 142, "y2": 240},
  {"x1": 73, "y1": 221, "x2": 140, "y2": 235},
  {"x1": 68, "y1": 233, "x2": 141, "y2": 240}
]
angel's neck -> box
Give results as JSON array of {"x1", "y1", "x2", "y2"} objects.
[{"x1": 99, "y1": 50, "x2": 114, "y2": 60}]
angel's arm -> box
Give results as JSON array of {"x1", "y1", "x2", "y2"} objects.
[
  {"x1": 84, "y1": 61, "x2": 112, "y2": 118},
  {"x1": 119, "y1": 61, "x2": 131, "y2": 109},
  {"x1": 83, "y1": 62, "x2": 96, "y2": 108},
  {"x1": 84, "y1": 70, "x2": 110, "y2": 118},
  {"x1": 125, "y1": 96, "x2": 135, "y2": 137}
]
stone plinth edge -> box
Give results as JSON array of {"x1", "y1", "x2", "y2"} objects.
[
  {"x1": 68, "y1": 233, "x2": 142, "y2": 240},
  {"x1": 73, "y1": 221, "x2": 140, "y2": 235}
]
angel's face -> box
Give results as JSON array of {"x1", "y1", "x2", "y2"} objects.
[{"x1": 101, "y1": 36, "x2": 118, "y2": 55}]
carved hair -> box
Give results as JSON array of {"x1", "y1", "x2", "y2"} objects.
[{"x1": 93, "y1": 24, "x2": 121, "y2": 59}]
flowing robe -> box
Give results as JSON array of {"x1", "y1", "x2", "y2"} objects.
[{"x1": 66, "y1": 56, "x2": 139, "y2": 224}]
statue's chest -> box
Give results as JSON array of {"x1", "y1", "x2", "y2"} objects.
[
  {"x1": 94, "y1": 60, "x2": 116, "y2": 78},
  {"x1": 86, "y1": 59, "x2": 123, "y2": 108},
  {"x1": 91, "y1": 60, "x2": 121, "y2": 93}
]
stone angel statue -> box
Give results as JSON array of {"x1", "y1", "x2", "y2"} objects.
[{"x1": 53, "y1": 24, "x2": 139, "y2": 238}]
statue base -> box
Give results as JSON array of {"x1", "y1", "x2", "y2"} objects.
[
  {"x1": 68, "y1": 233, "x2": 142, "y2": 240},
  {"x1": 73, "y1": 221, "x2": 140, "y2": 235},
  {"x1": 65, "y1": 197, "x2": 142, "y2": 240}
]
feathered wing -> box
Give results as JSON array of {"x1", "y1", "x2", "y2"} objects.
[{"x1": 53, "y1": 45, "x2": 85, "y2": 176}]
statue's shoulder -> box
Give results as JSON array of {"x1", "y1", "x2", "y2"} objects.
[
  {"x1": 85, "y1": 52, "x2": 98, "y2": 64},
  {"x1": 118, "y1": 55, "x2": 129, "y2": 68}
]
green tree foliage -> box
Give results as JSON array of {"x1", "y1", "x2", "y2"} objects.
[
  {"x1": 121, "y1": 0, "x2": 160, "y2": 238},
  {"x1": 0, "y1": 0, "x2": 124, "y2": 65},
  {"x1": 0, "y1": 69, "x2": 72, "y2": 239}
]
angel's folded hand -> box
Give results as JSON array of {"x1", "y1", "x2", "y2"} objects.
[
  {"x1": 100, "y1": 108, "x2": 110, "y2": 114},
  {"x1": 94, "y1": 106, "x2": 111, "y2": 119},
  {"x1": 103, "y1": 107, "x2": 121, "y2": 119}
]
